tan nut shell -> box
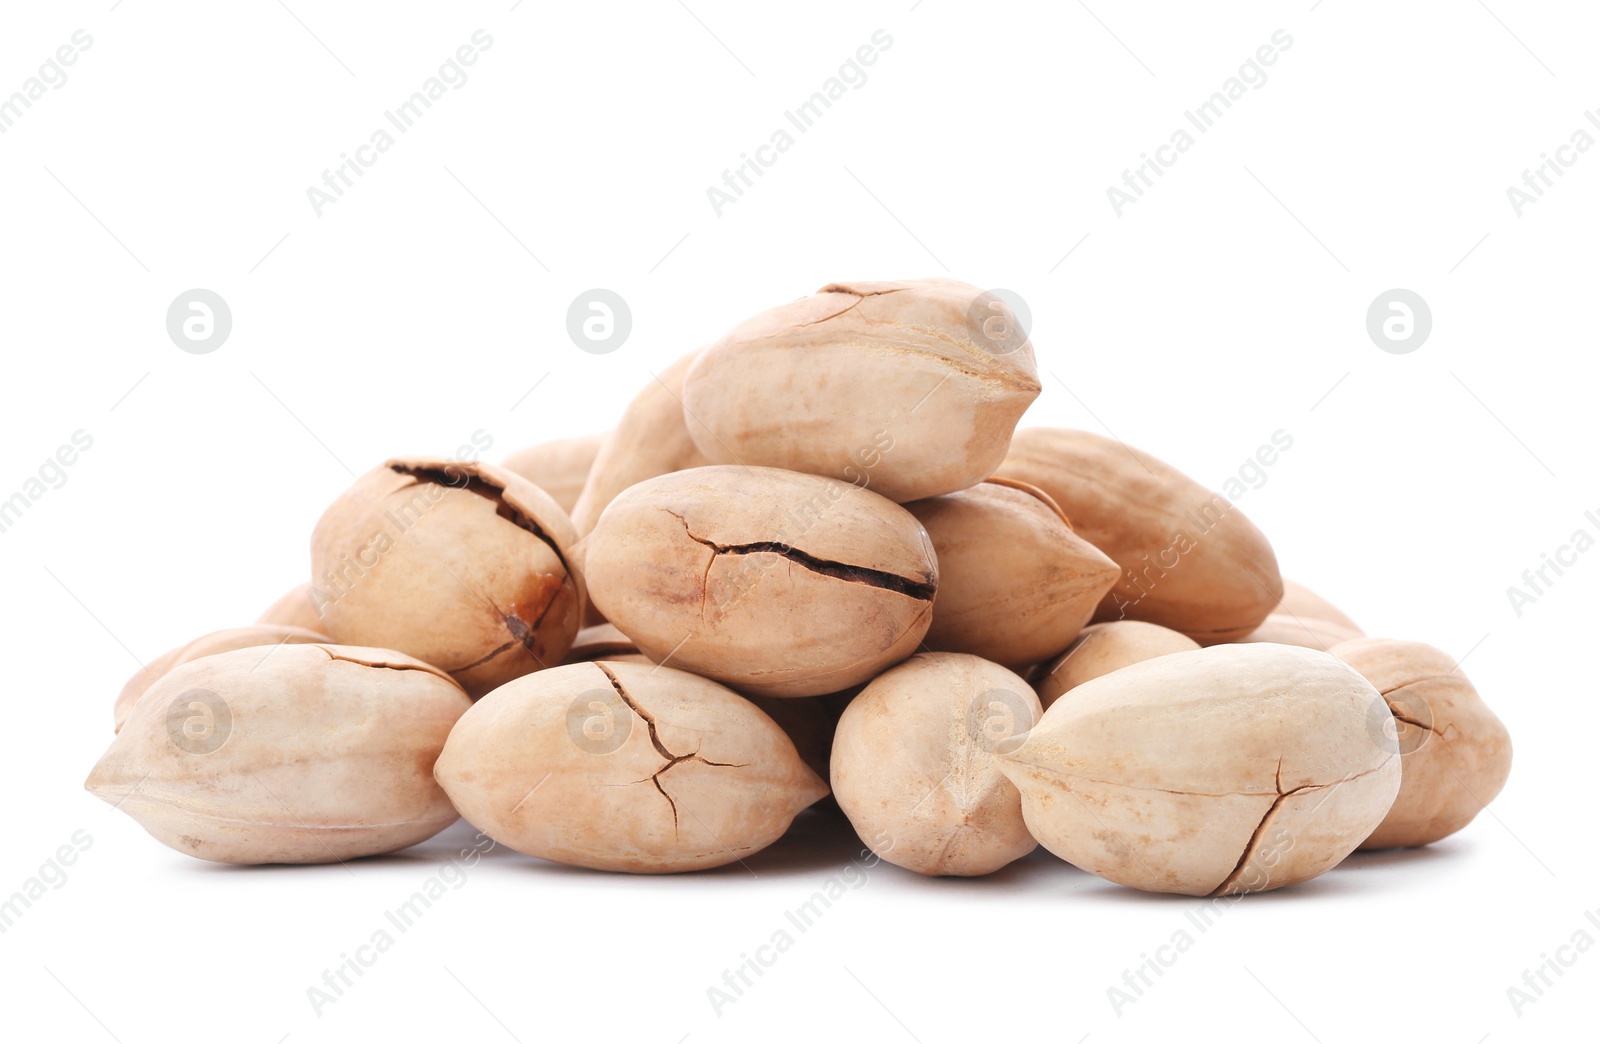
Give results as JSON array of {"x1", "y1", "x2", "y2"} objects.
[
  {"x1": 832, "y1": 653, "x2": 1040, "y2": 876},
  {"x1": 434, "y1": 661, "x2": 828, "y2": 873},
  {"x1": 1035, "y1": 620, "x2": 1199, "y2": 709},
  {"x1": 1241, "y1": 580, "x2": 1364, "y2": 649},
  {"x1": 1278, "y1": 579, "x2": 1363, "y2": 634},
  {"x1": 997, "y1": 644, "x2": 1400, "y2": 895},
  {"x1": 114, "y1": 624, "x2": 331, "y2": 732},
  {"x1": 256, "y1": 583, "x2": 328, "y2": 632},
  {"x1": 906, "y1": 479, "x2": 1118, "y2": 667},
  {"x1": 563, "y1": 623, "x2": 651, "y2": 665},
  {"x1": 86, "y1": 644, "x2": 470, "y2": 864},
  {"x1": 1241, "y1": 613, "x2": 1363, "y2": 651},
  {"x1": 569, "y1": 350, "x2": 711, "y2": 540},
  {"x1": 682, "y1": 279, "x2": 1042, "y2": 502},
  {"x1": 501, "y1": 432, "x2": 606, "y2": 514},
  {"x1": 1330, "y1": 637, "x2": 1512, "y2": 850},
  {"x1": 994, "y1": 428, "x2": 1283, "y2": 643},
  {"x1": 584, "y1": 465, "x2": 937, "y2": 697},
  {"x1": 310, "y1": 458, "x2": 583, "y2": 698},
  {"x1": 746, "y1": 689, "x2": 854, "y2": 787}
]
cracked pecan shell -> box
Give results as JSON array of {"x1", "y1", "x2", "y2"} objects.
[
  {"x1": 87, "y1": 644, "x2": 470, "y2": 864},
  {"x1": 583, "y1": 465, "x2": 937, "y2": 697},
  {"x1": 997, "y1": 643, "x2": 1401, "y2": 896},
  {"x1": 681, "y1": 279, "x2": 1041, "y2": 503},
  {"x1": 1330, "y1": 637, "x2": 1512, "y2": 850},
  {"x1": 310, "y1": 458, "x2": 584, "y2": 698},
  {"x1": 114, "y1": 624, "x2": 332, "y2": 733},
  {"x1": 500, "y1": 431, "x2": 607, "y2": 515},
  {"x1": 434, "y1": 660, "x2": 828, "y2": 873}
]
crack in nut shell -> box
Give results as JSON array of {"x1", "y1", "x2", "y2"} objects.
[
  {"x1": 996, "y1": 644, "x2": 1401, "y2": 896},
  {"x1": 114, "y1": 624, "x2": 332, "y2": 732},
  {"x1": 434, "y1": 661, "x2": 828, "y2": 873},
  {"x1": 86, "y1": 644, "x2": 471, "y2": 865},
  {"x1": 1330, "y1": 637, "x2": 1512, "y2": 850},
  {"x1": 500, "y1": 432, "x2": 607, "y2": 515},
  {"x1": 681, "y1": 278, "x2": 1041, "y2": 502},
  {"x1": 309, "y1": 458, "x2": 584, "y2": 698},
  {"x1": 583, "y1": 466, "x2": 938, "y2": 697}
]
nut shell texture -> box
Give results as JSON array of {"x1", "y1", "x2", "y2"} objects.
[
  {"x1": 682, "y1": 279, "x2": 1041, "y2": 502},
  {"x1": 907, "y1": 479, "x2": 1118, "y2": 667},
  {"x1": 310, "y1": 458, "x2": 583, "y2": 698},
  {"x1": 114, "y1": 624, "x2": 331, "y2": 732},
  {"x1": 994, "y1": 428, "x2": 1283, "y2": 643},
  {"x1": 1035, "y1": 621, "x2": 1199, "y2": 709},
  {"x1": 584, "y1": 466, "x2": 937, "y2": 697},
  {"x1": 86, "y1": 644, "x2": 470, "y2": 864},
  {"x1": 832, "y1": 653, "x2": 1039, "y2": 876},
  {"x1": 569, "y1": 350, "x2": 711, "y2": 540},
  {"x1": 501, "y1": 432, "x2": 606, "y2": 514},
  {"x1": 1332, "y1": 637, "x2": 1512, "y2": 849},
  {"x1": 997, "y1": 643, "x2": 1400, "y2": 895},
  {"x1": 434, "y1": 661, "x2": 828, "y2": 872}
]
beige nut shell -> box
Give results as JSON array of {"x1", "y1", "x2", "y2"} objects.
[
  {"x1": 584, "y1": 465, "x2": 937, "y2": 697},
  {"x1": 434, "y1": 661, "x2": 828, "y2": 873},
  {"x1": 114, "y1": 624, "x2": 331, "y2": 732},
  {"x1": 997, "y1": 643, "x2": 1400, "y2": 896},
  {"x1": 682, "y1": 279, "x2": 1041, "y2": 502},
  {"x1": 256, "y1": 583, "x2": 328, "y2": 632},
  {"x1": 1035, "y1": 620, "x2": 1199, "y2": 709},
  {"x1": 501, "y1": 432, "x2": 607, "y2": 514},
  {"x1": 310, "y1": 458, "x2": 583, "y2": 698},
  {"x1": 86, "y1": 644, "x2": 470, "y2": 864},
  {"x1": 1241, "y1": 580, "x2": 1365, "y2": 649},
  {"x1": 568, "y1": 350, "x2": 711, "y2": 540},
  {"x1": 906, "y1": 480, "x2": 1119, "y2": 668},
  {"x1": 832, "y1": 653, "x2": 1040, "y2": 876},
  {"x1": 1331, "y1": 637, "x2": 1512, "y2": 850},
  {"x1": 994, "y1": 428, "x2": 1283, "y2": 643}
]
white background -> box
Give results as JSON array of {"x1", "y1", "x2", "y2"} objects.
[{"x1": 2, "y1": 1, "x2": 1595, "y2": 1041}]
